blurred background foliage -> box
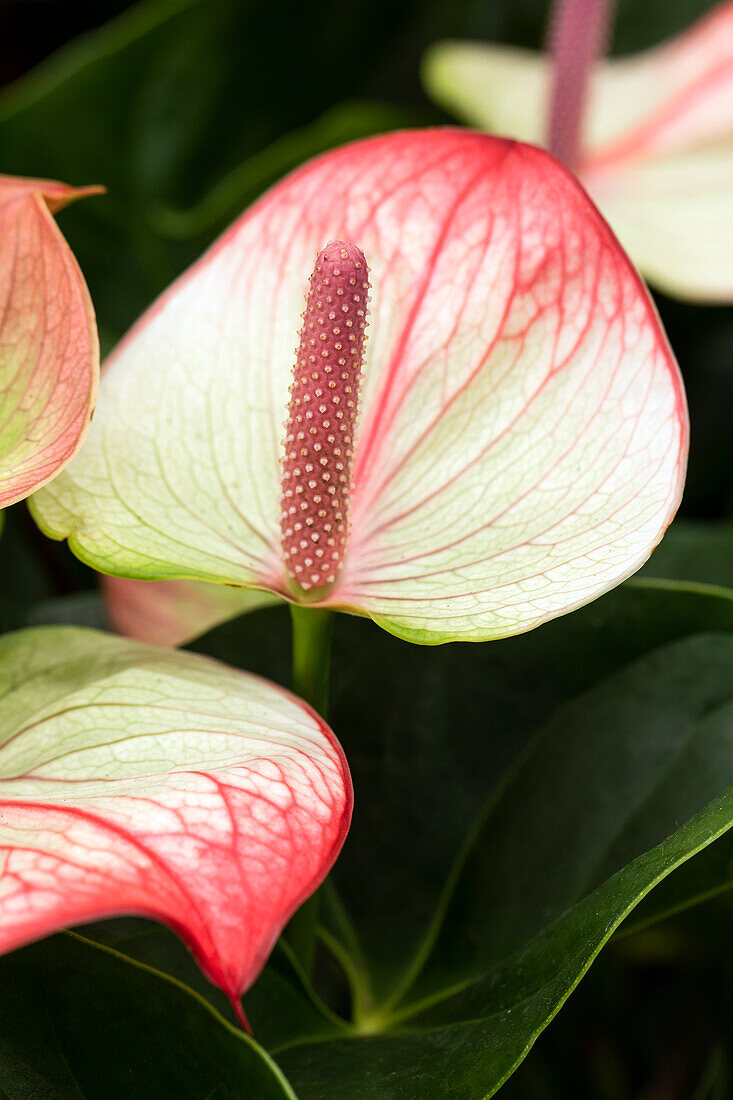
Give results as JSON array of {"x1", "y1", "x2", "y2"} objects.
[{"x1": 1, "y1": 1, "x2": 732, "y2": 1097}]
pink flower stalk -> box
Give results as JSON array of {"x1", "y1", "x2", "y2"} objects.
[
  {"x1": 424, "y1": 1, "x2": 733, "y2": 301},
  {"x1": 32, "y1": 130, "x2": 687, "y2": 645},
  {"x1": 546, "y1": 0, "x2": 615, "y2": 171},
  {"x1": 0, "y1": 175, "x2": 100, "y2": 505}
]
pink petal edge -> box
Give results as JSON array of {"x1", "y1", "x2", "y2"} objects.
[
  {"x1": 101, "y1": 574, "x2": 274, "y2": 647},
  {"x1": 0, "y1": 175, "x2": 105, "y2": 213},
  {"x1": 0, "y1": 629, "x2": 352, "y2": 1019},
  {"x1": 0, "y1": 176, "x2": 100, "y2": 507}
]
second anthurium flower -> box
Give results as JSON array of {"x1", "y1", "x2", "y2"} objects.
[{"x1": 31, "y1": 130, "x2": 687, "y2": 645}]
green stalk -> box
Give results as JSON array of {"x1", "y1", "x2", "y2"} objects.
[
  {"x1": 289, "y1": 604, "x2": 334, "y2": 717},
  {"x1": 284, "y1": 604, "x2": 335, "y2": 976}
]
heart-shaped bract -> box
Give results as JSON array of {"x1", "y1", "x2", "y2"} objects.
[
  {"x1": 0, "y1": 175, "x2": 100, "y2": 506},
  {"x1": 33, "y1": 130, "x2": 686, "y2": 644},
  {"x1": 424, "y1": 1, "x2": 733, "y2": 301},
  {"x1": 0, "y1": 626, "x2": 351, "y2": 1023}
]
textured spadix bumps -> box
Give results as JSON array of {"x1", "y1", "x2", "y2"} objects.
[
  {"x1": 0, "y1": 175, "x2": 99, "y2": 506},
  {"x1": 0, "y1": 627, "x2": 351, "y2": 1017},
  {"x1": 32, "y1": 130, "x2": 687, "y2": 644},
  {"x1": 281, "y1": 241, "x2": 369, "y2": 593},
  {"x1": 424, "y1": 0, "x2": 733, "y2": 302}
]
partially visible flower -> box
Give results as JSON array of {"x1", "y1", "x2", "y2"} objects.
[
  {"x1": 0, "y1": 175, "x2": 101, "y2": 505},
  {"x1": 424, "y1": 2, "x2": 733, "y2": 302},
  {"x1": 0, "y1": 626, "x2": 351, "y2": 1027},
  {"x1": 33, "y1": 130, "x2": 686, "y2": 645},
  {"x1": 102, "y1": 574, "x2": 275, "y2": 646}
]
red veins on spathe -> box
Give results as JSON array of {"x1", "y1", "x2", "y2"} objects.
[
  {"x1": 34, "y1": 130, "x2": 687, "y2": 644},
  {"x1": 0, "y1": 628, "x2": 352, "y2": 1029},
  {"x1": 0, "y1": 174, "x2": 101, "y2": 507}
]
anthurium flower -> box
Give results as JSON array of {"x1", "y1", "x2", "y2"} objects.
[
  {"x1": 0, "y1": 626, "x2": 351, "y2": 1026},
  {"x1": 423, "y1": 1, "x2": 733, "y2": 302},
  {"x1": 32, "y1": 130, "x2": 686, "y2": 645},
  {"x1": 0, "y1": 174, "x2": 100, "y2": 506}
]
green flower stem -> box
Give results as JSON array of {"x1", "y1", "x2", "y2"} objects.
[
  {"x1": 289, "y1": 604, "x2": 334, "y2": 716},
  {"x1": 284, "y1": 604, "x2": 335, "y2": 977}
]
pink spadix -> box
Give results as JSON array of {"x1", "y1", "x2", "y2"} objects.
[{"x1": 280, "y1": 241, "x2": 370, "y2": 593}]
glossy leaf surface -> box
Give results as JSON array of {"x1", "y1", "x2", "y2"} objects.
[
  {"x1": 283, "y1": 584, "x2": 733, "y2": 1093},
  {"x1": 424, "y1": 1, "x2": 733, "y2": 300},
  {"x1": 0, "y1": 932, "x2": 297, "y2": 1099},
  {"x1": 32, "y1": 130, "x2": 686, "y2": 643},
  {"x1": 77, "y1": 581, "x2": 733, "y2": 1097},
  {"x1": 281, "y1": 781, "x2": 733, "y2": 1099},
  {"x1": 79, "y1": 916, "x2": 346, "y2": 1049},
  {"x1": 0, "y1": 178, "x2": 99, "y2": 506},
  {"x1": 0, "y1": 626, "x2": 351, "y2": 1009}
]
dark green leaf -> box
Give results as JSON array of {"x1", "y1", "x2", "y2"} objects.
[
  {"x1": 320, "y1": 581, "x2": 733, "y2": 1007},
  {"x1": 278, "y1": 635, "x2": 733, "y2": 1097},
  {"x1": 190, "y1": 581, "x2": 733, "y2": 1096},
  {"x1": 643, "y1": 521, "x2": 733, "y2": 590},
  {"x1": 0, "y1": 932, "x2": 296, "y2": 1099},
  {"x1": 278, "y1": 777, "x2": 733, "y2": 1098},
  {"x1": 79, "y1": 917, "x2": 344, "y2": 1052},
  {"x1": 0, "y1": 0, "x2": 419, "y2": 344},
  {"x1": 620, "y1": 827, "x2": 733, "y2": 938},
  {"x1": 8, "y1": 580, "x2": 731, "y2": 1097},
  {"x1": 409, "y1": 631, "x2": 733, "y2": 1001}
]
